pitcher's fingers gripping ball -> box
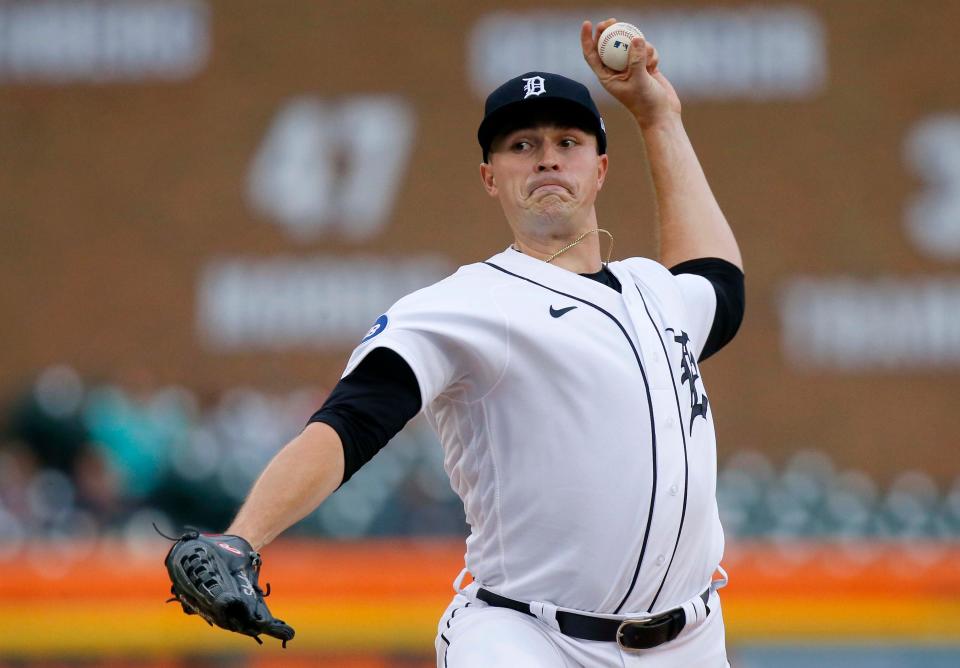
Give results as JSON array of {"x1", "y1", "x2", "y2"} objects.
[
  {"x1": 162, "y1": 529, "x2": 295, "y2": 647},
  {"x1": 597, "y1": 21, "x2": 644, "y2": 71}
]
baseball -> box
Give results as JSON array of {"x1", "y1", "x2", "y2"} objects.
[{"x1": 597, "y1": 22, "x2": 644, "y2": 71}]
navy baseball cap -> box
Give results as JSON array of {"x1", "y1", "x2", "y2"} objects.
[{"x1": 478, "y1": 71, "x2": 607, "y2": 162}]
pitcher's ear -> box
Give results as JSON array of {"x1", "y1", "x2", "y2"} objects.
[{"x1": 480, "y1": 162, "x2": 498, "y2": 196}]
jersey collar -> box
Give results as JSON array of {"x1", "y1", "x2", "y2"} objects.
[{"x1": 487, "y1": 246, "x2": 626, "y2": 303}]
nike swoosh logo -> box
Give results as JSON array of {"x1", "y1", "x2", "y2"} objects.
[{"x1": 549, "y1": 305, "x2": 578, "y2": 318}]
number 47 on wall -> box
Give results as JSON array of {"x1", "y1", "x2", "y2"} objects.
[{"x1": 247, "y1": 95, "x2": 416, "y2": 242}]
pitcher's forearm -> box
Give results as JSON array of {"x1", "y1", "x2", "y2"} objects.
[
  {"x1": 227, "y1": 421, "x2": 345, "y2": 550},
  {"x1": 640, "y1": 113, "x2": 742, "y2": 270}
]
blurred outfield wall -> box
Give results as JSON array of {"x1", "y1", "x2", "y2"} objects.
[{"x1": 2, "y1": 0, "x2": 960, "y2": 482}]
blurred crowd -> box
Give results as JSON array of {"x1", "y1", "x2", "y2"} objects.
[
  {"x1": 717, "y1": 450, "x2": 960, "y2": 542},
  {"x1": 1, "y1": 364, "x2": 958, "y2": 561},
  {"x1": 0, "y1": 364, "x2": 464, "y2": 557}
]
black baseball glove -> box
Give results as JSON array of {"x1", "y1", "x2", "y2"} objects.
[{"x1": 162, "y1": 528, "x2": 295, "y2": 647}]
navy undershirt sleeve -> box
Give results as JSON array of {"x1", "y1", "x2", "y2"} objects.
[
  {"x1": 308, "y1": 347, "x2": 421, "y2": 485},
  {"x1": 669, "y1": 257, "x2": 745, "y2": 361}
]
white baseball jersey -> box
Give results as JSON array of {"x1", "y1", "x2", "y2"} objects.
[{"x1": 343, "y1": 246, "x2": 722, "y2": 615}]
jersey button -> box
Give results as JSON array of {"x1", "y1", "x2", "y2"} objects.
[
  {"x1": 665, "y1": 417, "x2": 676, "y2": 429},
  {"x1": 669, "y1": 484, "x2": 679, "y2": 496},
  {"x1": 656, "y1": 554, "x2": 666, "y2": 566}
]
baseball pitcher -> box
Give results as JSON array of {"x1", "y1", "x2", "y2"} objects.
[{"x1": 163, "y1": 19, "x2": 745, "y2": 666}]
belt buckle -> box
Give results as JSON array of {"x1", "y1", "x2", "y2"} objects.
[{"x1": 616, "y1": 614, "x2": 677, "y2": 652}]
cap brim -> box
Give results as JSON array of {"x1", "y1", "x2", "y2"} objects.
[{"x1": 478, "y1": 97, "x2": 606, "y2": 161}]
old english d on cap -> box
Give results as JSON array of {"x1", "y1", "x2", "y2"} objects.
[{"x1": 478, "y1": 72, "x2": 607, "y2": 162}]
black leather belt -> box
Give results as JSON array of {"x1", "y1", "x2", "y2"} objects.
[{"x1": 475, "y1": 587, "x2": 710, "y2": 650}]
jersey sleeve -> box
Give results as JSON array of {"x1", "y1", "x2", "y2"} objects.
[
  {"x1": 341, "y1": 274, "x2": 506, "y2": 409},
  {"x1": 669, "y1": 258, "x2": 745, "y2": 362},
  {"x1": 669, "y1": 272, "x2": 717, "y2": 361},
  {"x1": 619, "y1": 256, "x2": 742, "y2": 362},
  {"x1": 342, "y1": 304, "x2": 457, "y2": 410}
]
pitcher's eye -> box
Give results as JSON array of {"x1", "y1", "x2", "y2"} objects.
[
  {"x1": 559, "y1": 138, "x2": 578, "y2": 148},
  {"x1": 512, "y1": 141, "x2": 532, "y2": 152}
]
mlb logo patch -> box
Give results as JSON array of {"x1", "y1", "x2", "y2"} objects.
[{"x1": 362, "y1": 314, "x2": 389, "y2": 342}]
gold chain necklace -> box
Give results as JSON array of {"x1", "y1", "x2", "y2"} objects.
[{"x1": 543, "y1": 228, "x2": 615, "y2": 265}]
